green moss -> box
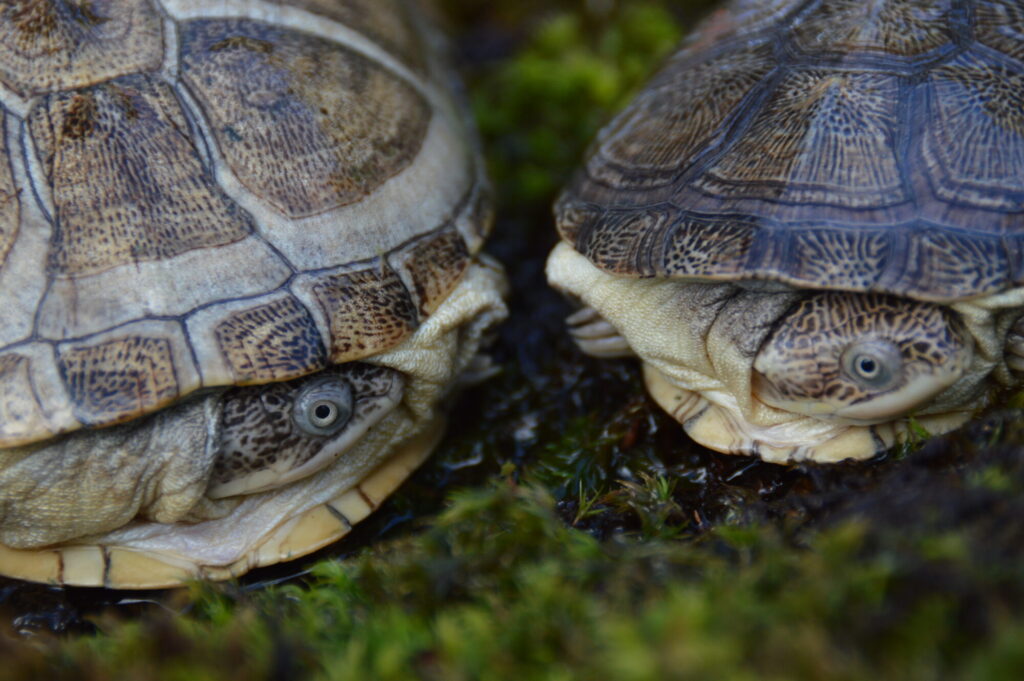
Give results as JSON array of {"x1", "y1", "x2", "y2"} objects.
[
  {"x1": 470, "y1": 3, "x2": 684, "y2": 212},
  {"x1": 18, "y1": 481, "x2": 1024, "y2": 680}
]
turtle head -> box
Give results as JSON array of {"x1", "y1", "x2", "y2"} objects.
[
  {"x1": 752, "y1": 293, "x2": 972, "y2": 423},
  {"x1": 209, "y1": 364, "x2": 405, "y2": 499}
]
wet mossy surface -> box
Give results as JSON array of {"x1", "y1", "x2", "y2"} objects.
[{"x1": 4, "y1": 2, "x2": 1024, "y2": 678}]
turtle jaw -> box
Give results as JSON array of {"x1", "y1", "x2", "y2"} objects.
[
  {"x1": 644, "y1": 363, "x2": 973, "y2": 464},
  {"x1": 644, "y1": 363, "x2": 882, "y2": 463},
  {"x1": 751, "y1": 364, "x2": 965, "y2": 425}
]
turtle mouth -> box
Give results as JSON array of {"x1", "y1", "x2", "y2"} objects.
[
  {"x1": 752, "y1": 365, "x2": 965, "y2": 425},
  {"x1": 832, "y1": 372, "x2": 961, "y2": 422}
]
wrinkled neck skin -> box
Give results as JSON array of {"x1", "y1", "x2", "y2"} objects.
[
  {"x1": 0, "y1": 261, "x2": 507, "y2": 567},
  {"x1": 547, "y1": 242, "x2": 1024, "y2": 464}
]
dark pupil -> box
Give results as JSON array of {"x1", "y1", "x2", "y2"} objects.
[
  {"x1": 858, "y1": 358, "x2": 877, "y2": 375},
  {"x1": 314, "y1": 403, "x2": 334, "y2": 420}
]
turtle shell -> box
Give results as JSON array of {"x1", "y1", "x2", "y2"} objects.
[
  {"x1": 0, "y1": 0, "x2": 491, "y2": 448},
  {"x1": 557, "y1": 0, "x2": 1024, "y2": 304}
]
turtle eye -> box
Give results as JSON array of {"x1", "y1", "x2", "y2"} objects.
[
  {"x1": 293, "y1": 379, "x2": 354, "y2": 436},
  {"x1": 840, "y1": 340, "x2": 902, "y2": 390}
]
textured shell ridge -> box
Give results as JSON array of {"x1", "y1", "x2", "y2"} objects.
[
  {"x1": 561, "y1": 0, "x2": 1024, "y2": 302},
  {"x1": 0, "y1": 0, "x2": 489, "y2": 446}
]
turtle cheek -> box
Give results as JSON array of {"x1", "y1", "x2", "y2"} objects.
[
  {"x1": 751, "y1": 325, "x2": 840, "y2": 416},
  {"x1": 751, "y1": 364, "x2": 847, "y2": 417},
  {"x1": 208, "y1": 365, "x2": 405, "y2": 499}
]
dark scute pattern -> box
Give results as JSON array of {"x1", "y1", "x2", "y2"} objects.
[
  {"x1": 975, "y1": 0, "x2": 1024, "y2": 64},
  {"x1": 886, "y1": 230, "x2": 1009, "y2": 300},
  {"x1": 579, "y1": 208, "x2": 672, "y2": 276},
  {"x1": 587, "y1": 42, "x2": 774, "y2": 189},
  {"x1": 311, "y1": 263, "x2": 418, "y2": 363},
  {"x1": 401, "y1": 228, "x2": 470, "y2": 315},
  {"x1": 214, "y1": 297, "x2": 327, "y2": 384},
  {"x1": 658, "y1": 217, "x2": 757, "y2": 279},
  {"x1": 0, "y1": 0, "x2": 163, "y2": 97},
  {"x1": 58, "y1": 336, "x2": 179, "y2": 426},
  {"x1": 695, "y1": 69, "x2": 906, "y2": 207},
  {"x1": 29, "y1": 74, "x2": 254, "y2": 277},
  {"x1": 554, "y1": 196, "x2": 605, "y2": 244},
  {"x1": 787, "y1": 229, "x2": 891, "y2": 292},
  {"x1": 559, "y1": 0, "x2": 1024, "y2": 300},
  {"x1": 922, "y1": 51, "x2": 1024, "y2": 210},
  {"x1": 678, "y1": 0, "x2": 804, "y2": 48},
  {"x1": 790, "y1": 0, "x2": 955, "y2": 58},
  {"x1": 179, "y1": 18, "x2": 431, "y2": 218}
]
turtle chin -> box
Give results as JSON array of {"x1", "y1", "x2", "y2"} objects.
[
  {"x1": 643, "y1": 363, "x2": 885, "y2": 463},
  {"x1": 645, "y1": 362, "x2": 973, "y2": 464}
]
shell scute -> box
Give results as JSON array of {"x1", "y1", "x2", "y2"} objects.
[
  {"x1": 0, "y1": 0, "x2": 164, "y2": 98},
  {"x1": 884, "y1": 230, "x2": 1010, "y2": 300},
  {"x1": 921, "y1": 51, "x2": 1024, "y2": 211},
  {"x1": 308, "y1": 264, "x2": 419, "y2": 364},
  {"x1": 58, "y1": 335, "x2": 181, "y2": 427},
  {"x1": 975, "y1": 0, "x2": 1024, "y2": 65},
  {"x1": 0, "y1": 354, "x2": 50, "y2": 446},
  {"x1": 786, "y1": 228, "x2": 891, "y2": 292},
  {"x1": 682, "y1": 0, "x2": 804, "y2": 47},
  {"x1": 587, "y1": 41, "x2": 775, "y2": 191},
  {"x1": 277, "y1": 0, "x2": 427, "y2": 74},
  {"x1": 390, "y1": 227, "x2": 470, "y2": 315},
  {"x1": 554, "y1": 197, "x2": 604, "y2": 244},
  {"x1": 692, "y1": 69, "x2": 906, "y2": 208},
  {"x1": 213, "y1": 296, "x2": 328, "y2": 385},
  {"x1": 0, "y1": 109, "x2": 17, "y2": 275},
  {"x1": 179, "y1": 18, "x2": 431, "y2": 218},
  {"x1": 578, "y1": 208, "x2": 672, "y2": 277},
  {"x1": 790, "y1": 0, "x2": 956, "y2": 59},
  {"x1": 29, "y1": 73, "x2": 254, "y2": 278},
  {"x1": 659, "y1": 217, "x2": 757, "y2": 280}
]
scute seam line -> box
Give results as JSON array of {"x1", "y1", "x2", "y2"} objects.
[{"x1": 324, "y1": 503, "x2": 352, "y2": 530}]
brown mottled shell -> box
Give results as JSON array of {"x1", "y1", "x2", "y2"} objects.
[
  {"x1": 0, "y1": 0, "x2": 490, "y2": 447},
  {"x1": 558, "y1": 0, "x2": 1024, "y2": 304}
]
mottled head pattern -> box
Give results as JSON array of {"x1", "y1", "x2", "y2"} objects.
[
  {"x1": 753, "y1": 293, "x2": 972, "y2": 423},
  {"x1": 211, "y1": 363, "x2": 403, "y2": 498}
]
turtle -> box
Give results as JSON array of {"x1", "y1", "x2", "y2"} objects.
[
  {"x1": 0, "y1": 0, "x2": 507, "y2": 588},
  {"x1": 547, "y1": 0, "x2": 1024, "y2": 464}
]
